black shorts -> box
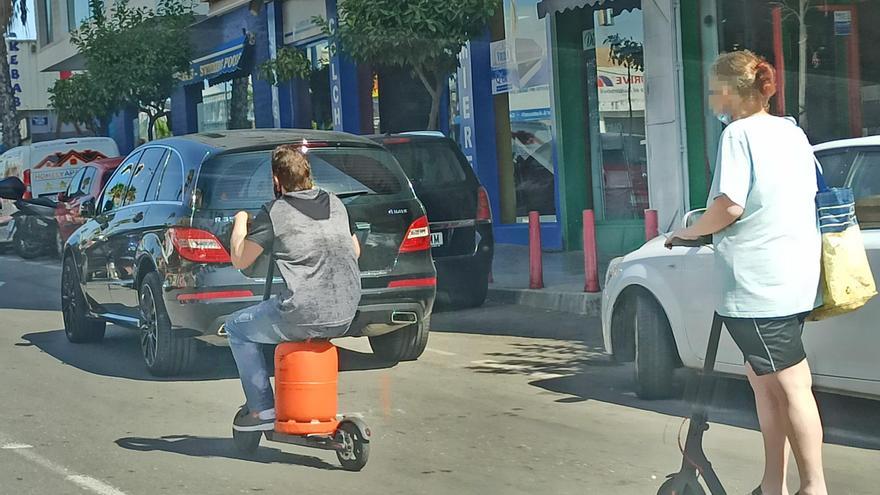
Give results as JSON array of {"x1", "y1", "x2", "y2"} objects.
[{"x1": 720, "y1": 313, "x2": 808, "y2": 376}]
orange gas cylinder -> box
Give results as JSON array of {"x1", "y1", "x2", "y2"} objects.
[{"x1": 274, "y1": 341, "x2": 340, "y2": 435}]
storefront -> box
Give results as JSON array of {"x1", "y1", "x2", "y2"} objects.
[
  {"x1": 170, "y1": 3, "x2": 277, "y2": 136},
  {"x1": 455, "y1": 0, "x2": 654, "y2": 254},
  {"x1": 455, "y1": 0, "x2": 565, "y2": 249},
  {"x1": 679, "y1": 0, "x2": 880, "y2": 210}
]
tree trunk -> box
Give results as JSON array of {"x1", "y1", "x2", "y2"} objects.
[
  {"x1": 0, "y1": 36, "x2": 21, "y2": 148},
  {"x1": 413, "y1": 66, "x2": 442, "y2": 131},
  {"x1": 427, "y1": 78, "x2": 444, "y2": 131},
  {"x1": 229, "y1": 76, "x2": 250, "y2": 129},
  {"x1": 798, "y1": 0, "x2": 808, "y2": 128}
]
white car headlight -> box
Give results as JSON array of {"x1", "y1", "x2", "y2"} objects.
[{"x1": 605, "y1": 257, "x2": 624, "y2": 287}]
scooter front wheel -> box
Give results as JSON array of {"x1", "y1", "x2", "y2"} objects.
[
  {"x1": 335, "y1": 421, "x2": 369, "y2": 471},
  {"x1": 232, "y1": 409, "x2": 262, "y2": 455},
  {"x1": 658, "y1": 474, "x2": 706, "y2": 495}
]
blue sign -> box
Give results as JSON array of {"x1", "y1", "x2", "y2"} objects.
[
  {"x1": 510, "y1": 108, "x2": 552, "y2": 122},
  {"x1": 180, "y1": 36, "x2": 249, "y2": 85},
  {"x1": 834, "y1": 11, "x2": 852, "y2": 36}
]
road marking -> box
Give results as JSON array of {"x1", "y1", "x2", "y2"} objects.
[
  {"x1": 0, "y1": 281, "x2": 5, "y2": 288},
  {"x1": 425, "y1": 347, "x2": 456, "y2": 356},
  {"x1": 1, "y1": 438, "x2": 128, "y2": 495},
  {"x1": 1, "y1": 442, "x2": 32, "y2": 449}
]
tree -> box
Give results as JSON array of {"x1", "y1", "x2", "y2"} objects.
[
  {"x1": 49, "y1": 73, "x2": 118, "y2": 136},
  {"x1": 604, "y1": 34, "x2": 644, "y2": 136},
  {"x1": 259, "y1": 46, "x2": 312, "y2": 86},
  {"x1": 72, "y1": 0, "x2": 195, "y2": 140},
  {"x1": 317, "y1": 0, "x2": 500, "y2": 130},
  {"x1": 0, "y1": 0, "x2": 27, "y2": 148}
]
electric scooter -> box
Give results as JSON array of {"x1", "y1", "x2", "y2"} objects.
[
  {"x1": 657, "y1": 312, "x2": 726, "y2": 495},
  {"x1": 231, "y1": 254, "x2": 372, "y2": 471},
  {"x1": 656, "y1": 234, "x2": 726, "y2": 495}
]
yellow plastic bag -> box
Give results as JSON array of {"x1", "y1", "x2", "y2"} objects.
[{"x1": 809, "y1": 223, "x2": 877, "y2": 321}]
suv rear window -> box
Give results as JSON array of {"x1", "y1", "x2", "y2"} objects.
[
  {"x1": 384, "y1": 140, "x2": 469, "y2": 187},
  {"x1": 197, "y1": 147, "x2": 406, "y2": 210}
]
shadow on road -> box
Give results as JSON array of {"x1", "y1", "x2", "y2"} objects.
[
  {"x1": 0, "y1": 259, "x2": 62, "y2": 312},
  {"x1": 19, "y1": 328, "x2": 397, "y2": 382},
  {"x1": 466, "y1": 338, "x2": 880, "y2": 452},
  {"x1": 431, "y1": 302, "x2": 601, "y2": 342},
  {"x1": 115, "y1": 435, "x2": 339, "y2": 470}
]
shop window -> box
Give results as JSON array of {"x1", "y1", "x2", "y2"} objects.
[
  {"x1": 714, "y1": 0, "x2": 878, "y2": 145},
  {"x1": 500, "y1": 0, "x2": 557, "y2": 222},
  {"x1": 306, "y1": 40, "x2": 332, "y2": 130},
  {"x1": 197, "y1": 76, "x2": 255, "y2": 132},
  {"x1": 585, "y1": 6, "x2": 649, "y2": 220}
]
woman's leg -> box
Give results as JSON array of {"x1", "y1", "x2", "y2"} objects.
[
  {"x1": 751, "y1": 359, "x2": 826, "y2": 495},
  {"x1": 772, "y1": 359, "x2": 827, "y2": 495},
  {"x1": 746, "y1": 363, "x2": 791, "y2": 495}
]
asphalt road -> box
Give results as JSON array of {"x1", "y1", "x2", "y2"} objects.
[{"x1": 0, "y1": 254, "x2": 878, "y2": 495}]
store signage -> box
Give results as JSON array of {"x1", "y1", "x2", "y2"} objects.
[
  {"x1": 490, "y1": 40, "x2": 511, "y2": 95},
  {"x1": 7, "y1": 40, "x2": 22, "y2": 109},
  {"x1": 179, "y1": 36, "x2": 248, "y2": 85},
  {"x1": 834, "y1": 11, "x2": 852, "y2": 36},
  {"x1": 457, "y1": 44, "x2": 476, "y2": 166},
  {"x1": 582, "y1": 29, "x2": 596, "y2": 51},
  {"x1": 329, "y1": 16, "x2": 343, "y2": 129}
]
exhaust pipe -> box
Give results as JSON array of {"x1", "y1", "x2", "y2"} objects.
[{"x1": 390, "y1": 311, "x2": 418, "y2": 324}]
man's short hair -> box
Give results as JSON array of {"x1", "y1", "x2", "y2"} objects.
[{"x1": 271, "y1": 144, "x2": 314, "y2": 192}]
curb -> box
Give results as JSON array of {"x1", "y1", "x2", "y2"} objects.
[{"x1": 487, "y1": 287, "x2": 602, "y2": 317}]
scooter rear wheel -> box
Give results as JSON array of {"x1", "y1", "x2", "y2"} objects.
[
  {"x1": 232, "y1": 409, "x2": 262, "y2": 455},
  {"x1": 335, "y1": 421, "x2": 369, "y2": 471}
]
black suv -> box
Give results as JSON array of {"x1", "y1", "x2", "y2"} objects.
[
  {"x1": 61, "y1": 130, "x2": 436, "y2": 376},
  {"x1": 371, "y1": 132, "x2": 494, "y2": 308}
]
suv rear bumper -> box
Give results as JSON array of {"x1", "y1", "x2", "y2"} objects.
[{"x1": 165, "y1": 285, "x2": 435, "y2": 345}]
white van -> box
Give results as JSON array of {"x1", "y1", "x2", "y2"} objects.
[{"x1": 0, "y1": 137, "x2": 120, "y2": 248}]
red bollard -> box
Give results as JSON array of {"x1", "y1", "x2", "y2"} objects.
[
  {"x1": 583, "y1": 210, "x2": 599, "y2": 293},
  {"x1": 528, "y1": 211, "x2": 543, "y2": 289},
  {"x1": 644, "y1": 209, "x2": 659, "y2": 241}
]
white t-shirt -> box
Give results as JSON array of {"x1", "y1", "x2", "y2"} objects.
[{"x1": 709, "y1": 114, "x2": 821, "y2": 318}]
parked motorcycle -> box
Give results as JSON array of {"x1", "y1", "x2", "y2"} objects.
[{"x1": 0, "y1": 177, "x2": 60, "y2": 259}]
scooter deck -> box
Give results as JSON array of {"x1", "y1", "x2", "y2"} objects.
[{"x1": 265, "y1": 430, "x2": 343, "y2": 451}]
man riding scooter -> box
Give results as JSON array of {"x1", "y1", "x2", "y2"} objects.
[{"x1": 225, "y1": 144, "x2": 361, "y2": 432}]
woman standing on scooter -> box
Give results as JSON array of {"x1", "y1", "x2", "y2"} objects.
[{"x1": 667, "y1": 50, "x2": 826, "y2": 495}]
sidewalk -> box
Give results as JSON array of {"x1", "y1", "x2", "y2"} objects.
[{"x1": 487, "y1": 244, "x2": 610, "y2": 317}]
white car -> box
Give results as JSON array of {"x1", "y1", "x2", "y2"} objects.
[{"x1": 602, "y1": 136, "x2": 880, "y2": 400}]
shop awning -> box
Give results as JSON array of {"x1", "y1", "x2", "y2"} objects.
[
  {"x1": 179, "y1": 35, "x2": 251, "y2": 86},
  {"x1": 537, "y1": 0, "x2": 641, "y2": 19}
]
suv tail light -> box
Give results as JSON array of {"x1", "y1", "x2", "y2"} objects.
[
  {"x1": 168, "y1": 227, "x2": 231, "y2": 263},
  {"x1": 476, "y1": 186, "x2": 492, "y2": 223},
  {"x1": 22, "y1": 169, "x2": 32, "y2": 200},
  {"x1": 399, "y1": 215, "x2": 430, "y2": 253}
]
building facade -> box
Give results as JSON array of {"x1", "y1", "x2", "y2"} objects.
[{"x1": 30, "y1": 0, "x2": 880, "y2": 256}]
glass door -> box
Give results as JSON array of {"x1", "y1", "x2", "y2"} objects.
[{"x1": 586, "y1": 6, "x2": 648, "y2": 221}]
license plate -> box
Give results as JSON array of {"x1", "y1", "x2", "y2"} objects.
[{"x1": 430, "y1": 232, "x2": 444, "y2": 247}]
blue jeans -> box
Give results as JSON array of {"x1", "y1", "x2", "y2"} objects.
[{"x1": 224, "y1": 297, "x2": 348, "y2": 413}]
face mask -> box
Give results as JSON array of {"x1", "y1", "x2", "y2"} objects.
[{"x1": 716, "y1": 112, "x2": 732, "y2": 126}]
